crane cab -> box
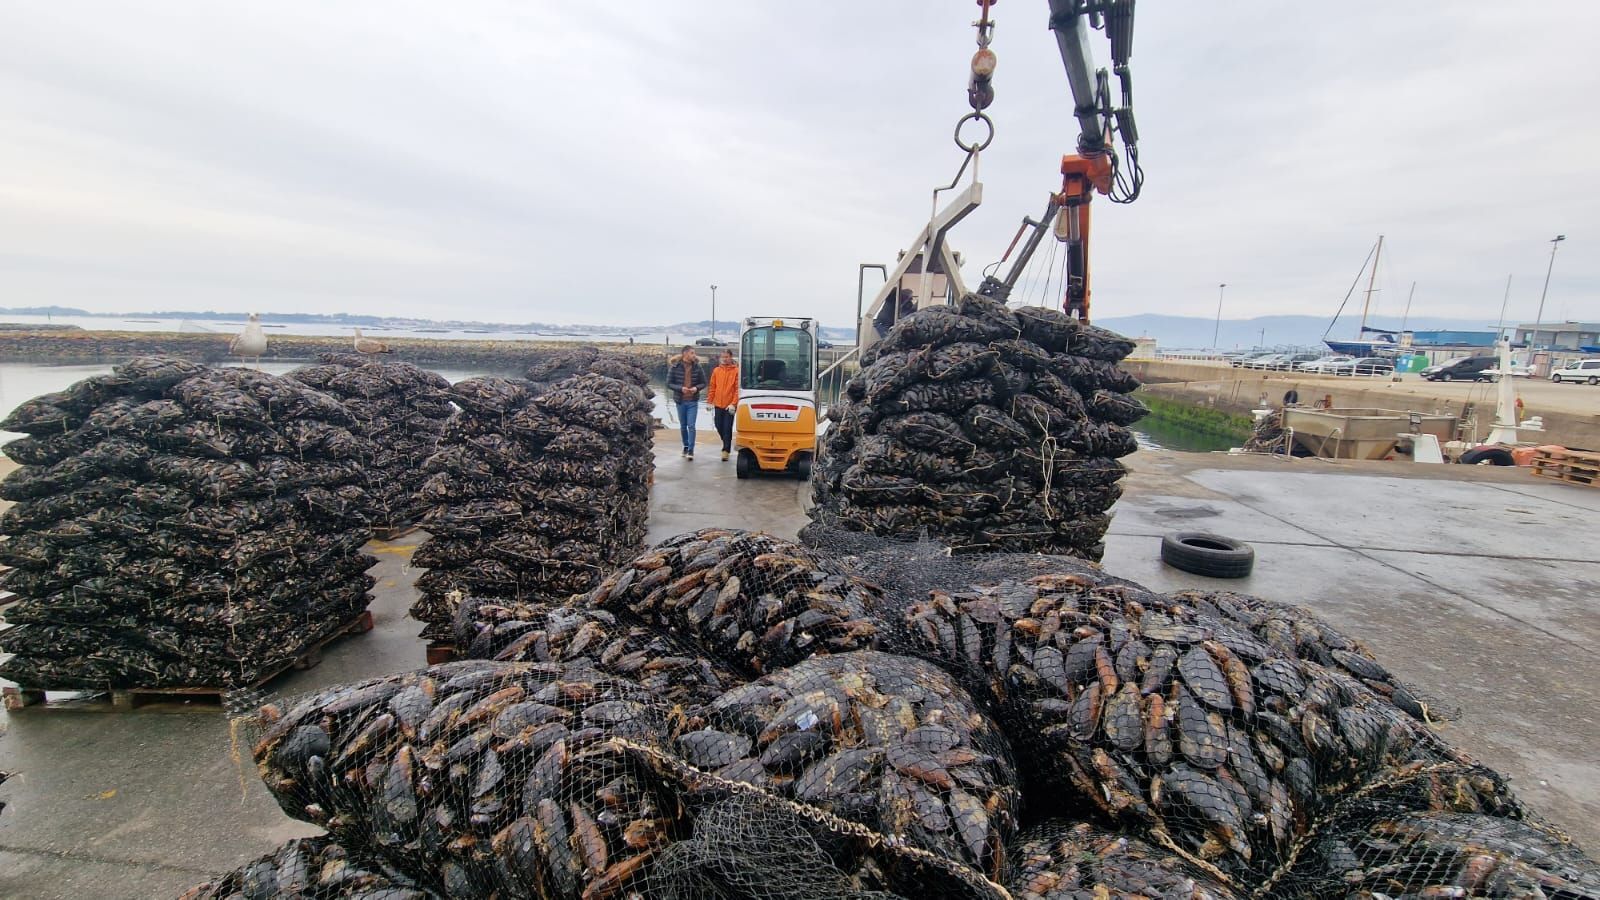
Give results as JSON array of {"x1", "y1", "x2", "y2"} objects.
[{"x1": 734, "y1": 317, "x2": 818, "y2": 479}]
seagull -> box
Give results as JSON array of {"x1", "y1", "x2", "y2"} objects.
[
  {"x1": 228, "y1": 313, "x2": 268, "y2": 365},
  {"x1": 353, "y1": 327, "x2": 393, "y2": 354}
]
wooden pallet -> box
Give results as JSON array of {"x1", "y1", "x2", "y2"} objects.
[
  {"x1": 1532, "y1": 464, "x2": 1598, "y2": 486},
  {"x1": 1, "y1": 610, "x2": 375, "y2": 712},
  {"x1": 425, "y1": 641, "x2": 457, "y2": 666}
]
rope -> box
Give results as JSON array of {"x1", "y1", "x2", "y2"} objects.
[{"x1": 586, "y1": 737, "x2": 1017, "y2": 900}]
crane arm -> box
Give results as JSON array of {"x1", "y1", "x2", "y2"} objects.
[{"x1": 1045, "y1": 0, "x2": 1140, "y2": 322}]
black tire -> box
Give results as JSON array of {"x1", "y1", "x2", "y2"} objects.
[
  {"x1": 1589, "y1": 376, "x2": 1598, "y2": 386},
  {"x1": 1459, "y1": 446, "x2": 1514, "y2": 466},
  {"x1": 1160, "y1": 532, "x2": 1255, "y2": 578},
  {"x1": 1438, "y1": 373, "x2": 1453, "y2": 382},
  {"x1": 795, "y1": 453, "x2": 813, "y2": 481},
  {"x1": 1552, "y1": 374, "x2": 1564, "y2": 383},
  {"x1": 735, "y1": 450, "x2": 754, "y2": 479}
]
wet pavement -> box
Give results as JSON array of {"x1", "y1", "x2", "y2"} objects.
[{"x1": 0, "y1": 439, "x2": 1595, "y2": 897}]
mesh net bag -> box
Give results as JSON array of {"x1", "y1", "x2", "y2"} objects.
[
  {"x1": 453, "y1": 596, "x2": 744, "y2": 708},
  {"x1": 679, "y1": 650, "x2": 1021, "y2": 884},
  {"x1": 578, "y1": 528, "x2": 889, "y2": 677},
  {"x1": 252, "y1": 660, "x2": 684, "y2": 899},
  {"x1": 289, "y1": 359, "x2": 454, "y2": 532},
  {"x1": 893, "y1": 573, "x2": 1471, "y2": 881},
  {"x1": 0, "y1": 357, "x2": 377, "y2": 689},
  {"x1": 1258, "y1": 760, "x2": 1600, "y2": 898},
  {"x1": 812, "y1": 296, "x2": 1144, "y2": 560},
  {"x1": 408, "y1": 372, "x2": 653, "y2": 640},
  {"x1": 525, "y1": 346, "x2": 652, "y2": 390},
  {"x1": 179, "y1": 834, "x2": 432, "y2": 899},
  {"x1": 1167, "y1": 589, "x2": 1443, "y2": 722},
  {"x1": 1007, "y1": 820, "x2": 1242, "y2": 900}
]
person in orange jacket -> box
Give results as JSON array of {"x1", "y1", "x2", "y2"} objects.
[{"x1": 707, "y1": 349, "x2": 740, "y2": 461}]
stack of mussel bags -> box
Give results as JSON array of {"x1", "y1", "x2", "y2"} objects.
[
  {"x1": 406, "y1": 349, "x2": 654, "y2": 640},
  {"x1": 226, "y1": 525, "x2": 1600, "y2": 899},
  {"x1": 811, "y1": 293, "x2": 1146, "y2": 561},
  {"x1": 289, "y1": 354, "x2": 455, "y2": 534},
  {"x1": 0, "y1": 357, "x2": 378, "y2": 689}
]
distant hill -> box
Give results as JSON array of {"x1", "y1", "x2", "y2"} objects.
[{"x1": 1093, "y1": 313, "x2": 1502, "y2": 350}]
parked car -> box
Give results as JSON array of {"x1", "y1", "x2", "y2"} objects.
[
  {"x1": 694, "y1": 337, "x2": 730, "y2": 348},
  {"x1": 1551, "y1": 358, "x2": 1600, "y2": 385},
  {"x1": 1231, "y1": 352, "x2": 1276, "y2": 368},
  {"x1": 1241, "y1": 353, "x2": 1289, "y2": 370},
  {"x1": 1276, "y1": 352, "x2": 1324, "y2": 371},
  {"x1": 816, "y1": 340, "x2": 834, "y2": 350},
  {"x1": 1296, "y1": 355, "x2": 1355, "y2": 373},
  {"x1": 1419, "y1": 356, "x2": 1496, "y2": 382},
  {"x1": 1482, "y1": 364, "x2": 1534, "y2": 382},
  {"x1": 1327, "y1": 357, "x2": 1395, "y2": 377}
]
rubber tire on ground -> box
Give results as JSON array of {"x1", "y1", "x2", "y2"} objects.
[
  {"x1": 1589, "y1": 376, "x2": 1598, "y2": 386},
  {"x1": 795, "y1": 454, "x2": 812, "y2": 481},
  {"x1": 1459, "y1": 446, "x2": 1514, "y2": 466},
  {"x1": 735, "y1": 450, "x2": 754, "y2": 479},
  {"x1": 1552, "y1": 374, "x2": 1564, "y2": 383},
  {"x1": 1438, "y1": 373, "x2": 1453, "y2": 382},
  {"x1": 1160, "y1": 532, "x2": 1255, "y2": 579}
]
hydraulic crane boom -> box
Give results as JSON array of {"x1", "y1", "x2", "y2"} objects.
[{"x1": 982, "y1": 0, "x2": 1141, "y2": 324}]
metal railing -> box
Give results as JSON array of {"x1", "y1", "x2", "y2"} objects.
[{"x1": 817, "y1": 346, "x2": 861, "y2": 415}]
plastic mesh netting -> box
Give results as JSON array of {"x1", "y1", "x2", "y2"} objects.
[
  {"x1": 577, "y1": 528, "x2": 889, "y2": 676},
  {"x1": 0, "y1": 357, "x2": 377, "y2": 689},
  {"x1": 179, "y1": 834, "x2": 431, "y2": 899},
  {"x1": 290, "y1": 356, "x2": 454, "y2": 533},
  {"x1": 408, "y1": 368, "x2": 653, "y2": 640},
  {"x1": 208, "y1": 528, "x2": 1598, "y2": 899},
  {"x1": 811, "y1": 295, "x2": 1144, "y2": 560}
]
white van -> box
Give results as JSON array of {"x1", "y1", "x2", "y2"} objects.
[{"x1": 1550, "y1": 359, "x2": 1600, "y2": 385}]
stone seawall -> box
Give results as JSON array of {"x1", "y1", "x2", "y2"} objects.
[{"x1": 0, "y1": 329, "x2": 670, "y2": 373}]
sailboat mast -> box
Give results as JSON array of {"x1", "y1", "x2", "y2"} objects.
[{"x1": 1358, "y1": 234, "x2": 1383, "y2": 331}]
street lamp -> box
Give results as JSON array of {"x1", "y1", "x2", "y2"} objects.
[
  {"x1": 1532, "y1": 235, "x2": 1565, "y2": 349},
  {"x1": 709, "y1": 284, "x2": 719, "y2": 342},
  {"x1": 1212, "y1": 283, "x2": 1227, "y2": 349}
]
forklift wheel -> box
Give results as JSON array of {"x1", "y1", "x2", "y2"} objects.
[
  {"x1": 795, "y1": 455, "x2": 813, "y2": 481},
  {"x1": 735, "y1": 450, "x2": 754, "y2": 479}
]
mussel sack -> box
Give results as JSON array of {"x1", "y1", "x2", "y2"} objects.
[
  {"x1": 1276, "y1": 801, "x2": 1600, "y2": 899},
  {"x1": 897, "y1": 574, "x2": 1464, "y2": 881},
  {"x1": 253, "y1": 660, "x2": 683, "y2": 899},
  {"x1": 1007, "y1": 820, "x2": 1241, "y2": 900},
  {"x1": 179, "y1": 835, "x2": 432, "y2": 899},
  {"x1": 408, "y1": 372, "x2": 654, "y2": 639},
  {"x1": 0, "y1": 357, "x2": 378, "y2": 690},
  {"x1": 290, "y1": 358, "x2": 454, "y2": 532},
  {"x1": 454, "y1": 597, "x2": 742, "y2": 708},
  {"x1": 679, "y1": 650, "x2": 1021, "y2": 884},
  {"x1": 581, "y1": 529, "x2": 888, "y2": 677},
  {"x1": 812, "y1": 297, "x2": 1143, "y2": 560}
]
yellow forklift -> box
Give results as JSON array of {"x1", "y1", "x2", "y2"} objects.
[{"x1": 733, "y1": 317, "x2": 818, "y2": 480}]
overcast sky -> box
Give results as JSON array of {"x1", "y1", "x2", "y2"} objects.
[{"x1": 2, "y1": 2, "x2": 1595, "y2": 328}]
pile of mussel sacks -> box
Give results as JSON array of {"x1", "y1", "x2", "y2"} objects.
[
  {"x1": 406, "y1": 350, "x2": 653, "y2": 641},
  {"x1": 0, "y1": 357, "x2": 378, "y2": 688},
  {"x1": 289, "y1": 355, "x2": 455, "y2": 534},
  {"x1": 812, "y1": 293, "x2": 1145, "y2": 561},
  {"x1": 226, "y1": 527, "x2": 1600, "y2": 899}
]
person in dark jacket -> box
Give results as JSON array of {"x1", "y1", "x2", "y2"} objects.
[{"x1": 667, "y1": 346, "x2": 708, "y2": 458}]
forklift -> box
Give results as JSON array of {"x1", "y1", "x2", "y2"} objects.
[{"x1": 733, "y1": 316, "x2": 818, "y2": 480}]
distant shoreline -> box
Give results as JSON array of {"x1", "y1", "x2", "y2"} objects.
[{"x1": 0, "y1": 327, "x2": 670, "y2": 371}]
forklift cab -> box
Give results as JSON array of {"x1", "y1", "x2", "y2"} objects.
[{"x1": 734, "y1": 317, "x2": 818, "y2": 479}]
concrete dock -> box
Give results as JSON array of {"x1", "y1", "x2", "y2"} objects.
[{"x1": 1, "y1": 437, "x2": 1597, "y2": 897}]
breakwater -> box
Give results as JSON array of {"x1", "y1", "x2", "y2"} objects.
[{"x1": 0, "y1": 328, "x2": 669, "y2": 372}]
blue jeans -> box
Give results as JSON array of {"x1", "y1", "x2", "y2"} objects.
[{"x1": 677, "y1": 400, "x2": 699, "y2": 453}]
